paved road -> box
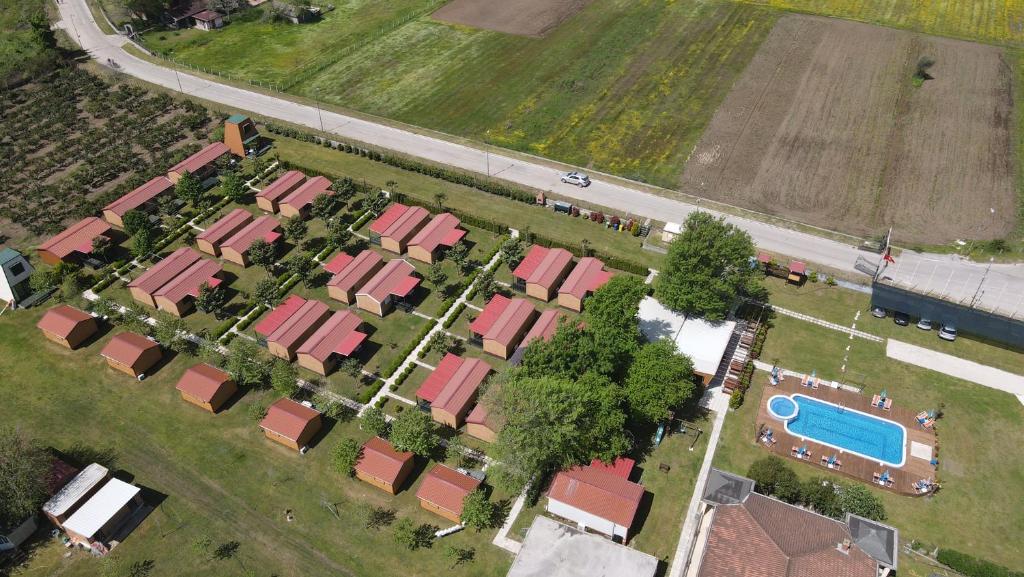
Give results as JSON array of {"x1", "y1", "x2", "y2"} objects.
[{"x1": 55, "y1": 0, "x2": 1024, "y2": 315}]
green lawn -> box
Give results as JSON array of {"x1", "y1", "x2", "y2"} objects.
[
  {"x1": 715, "y1": 315, "x2": 1024, "y2": 569},
  {"x1": 2, "y1": 309, "x2": 512, "y2": 577}
]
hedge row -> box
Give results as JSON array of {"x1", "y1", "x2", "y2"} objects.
[
  {"x1": 936, "y1": 550, "x2": 1024, "y2": 577},
  {"x1": 380, "y1": 322, "x2": 434, "y2": 379},
  {"x1": 444, "y1": 303, "x2": 467, "y2": 330},
  {"x1": 349, "y1": 209, "x2": 374, "y2": 232},
  {"x1": 355, "y1": 379, "x2": 385, "y2": 405},
  {"x1": 235, "y1": 305, "x2": 267, "y2": 332},
  {"x1": 277, "y1": 274, "x2": 300, "y2": 297},
  {"x1": 393, "y1": 363, "x2": 416, "y2": 388},
  {"x1": 391, "y1": 192, "x2": 510, "y2": 235},
  {"x1": 211, "y1": 317, "x2": 236, "y2": 340},
  {"x1": 528, "y1": 232, "x2": 649, "y2": 277}
]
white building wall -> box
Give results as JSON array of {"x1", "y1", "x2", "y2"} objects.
[
  {"x1": 546, "y1": 498, "x2": 627, "y2": 540},
  {"x1": 1, "y1": 254, "x2": 34, "y2": 305}
]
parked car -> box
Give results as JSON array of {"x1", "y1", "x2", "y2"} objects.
[
  {"x1": 938, "y1": 324, "x2": 958, "y2": 342},
  {"x1": 561, "y1": 171, "x2": 591, "y2": 187},
  {"x1": 917, "y1": 318, "x2": 933, "y2": 331},
  {"x1": 893, "y1": 312, "x2": 910, "y2": 326},
  {"x1": 870, "y1": 306, "x2": 886, "y2": 318}
]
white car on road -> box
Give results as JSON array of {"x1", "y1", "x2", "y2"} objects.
[{"x1": 561, "y1": 172, "x2": 591, "y2": 187}]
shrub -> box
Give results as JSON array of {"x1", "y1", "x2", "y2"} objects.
[
  {"x1": 355, "y1": 380, "x2": 385, "y2": 405},
  {"x1": 936, "y1": 550, "x2": 1024, "y2": 577},
  {"x1": 729, "y1": 389, "x2": 744, "y2": 409}
]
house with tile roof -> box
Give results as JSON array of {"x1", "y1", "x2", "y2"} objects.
[
  {"x1": 407, "y1": 213, "x2": 466, "y2": 264},
  {"x1": 254, "y1": 295, "x2": 307, "y2": 342},
  {"x1": 546, "y1": 458, "x2": 644, "y2": 541},
  {"x1": 102, "y1": 176, "x2": 175, "y2": 228},
  {"x1": 279, "y1": 176, "x2": 332, "y2": 219},
  {"x1": 509, "y1": 308, "x2": 564, "y2": 365},
  {"x1": 37, "y1": 217, "x2": 114, "y2": 265},
  {"x1": 354, "y1": 436, "x2": 415, "y2": 494},
  {"x1": 100, "y1": 332, "x2": 162, "y2": 378},
  {"x1": 369, "y1": 203, "x2": 430, "y2": 255},
  {"x1": 693, "y1": 468, "x2": 898, "y2": 577},
  {"x1": 513, "y1": 245, "x2": 574, "y2": 302},
  {"x1": 415, "y1": 464, "x2": 481, "y2": 523},
  {"x1": 219, "y1": 215, "x2": 282, "y2": 267},
  {"x1": 256, "y1": 170, "x2": 306, "y2": 213},
  {"x1": 37, "y1": 304, "x2": 98, "y2": 349},
  {"x1": 175, "y1": 363, "x2": 237, "y2": 413},
  {"x1": 465, "y1": 403, "x2": 500, "y2": 443},
  {"x1": 295, "y1": 310, "x2": 367, "y2": 376},
  {"x1": 558, "y1": 257, "x2": 612, "y2": 312},
  {"x1": 127, "y1": 247, "x2": 202, "y2": 307},
  {"x1": 167, "y1": 141, "x2": 231, "y2": 183},
  {"x1": 355, "y1": 259, "x2": 421, "y2": 317},
  {"x1": 265, "y1": 299, "x2": 332, "y2": 361},
  {"x1": 326, "y1": 250, "x2": 385, "y2": 304},
  {"x1": 152, "y1": 258, "x2": 223, "y2": 316},
  {"x1": 195, "y1": 208, "x2": 253, "y2": 256},
  {"x1": 415, "y1": 353, "x2": 492, "y2": 428},
  {"x1": 469, "y1": 295, "x2": 537, "y2": 359},
  {"x1": 259, "y1": 398, "x2": 322, "y2": 451}
]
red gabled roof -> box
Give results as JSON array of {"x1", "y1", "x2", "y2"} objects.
[
  {"x1": 370, "y1": 203, "x2": 430, "y2": 242},
  {"x1": 408, "y1": 213, "x2": 465, "y2": 253},
  {"x1": 195, "y1": 208, "x2": 253, "y2": 246},
  {"x1": 416, "y1": 353, "x2": 461, "y2": 402},
  {"x1": 256, "y1": 171, "x2": 306, "y2": 203},
  {"x1": 296, "y1": 310, "x2": 366, "y2": 362},
  {"x1": 280, "y1": 175, "x2": 331, "y2": 212},
  {"x1": 259, "y1": 398, "x2": 320, "y2": 442},
  {"x1": 521, "y1": 308, "x2": 563, "y2": 347},
  {"x1": 432, "y1": 357, "x2": 491, "y2": 416},
  {"x1": 355, "y1": 436, "x2": 413, "y2": 485},
  {"x1": 153, "y1": 258, "x2": 222, "y2": 304},
  {"x1": 356, "y1": 259, "x2": 420, "y2": 304},
  {"x1": 37, "y1": 305, "x2": 94, "y2": 339},
  {"x1": 756, "y1": 251, "x2": 772, "y2": 264},
  {"x1": 559, "y1": 257, "x2": 612, "y2": 300},
  {"x1": 588, "y1": 457, "x2": 635, "y2": 479},
  {"x1": 103, "y1": 176, "x2": 174, "y2": 218},
  {"x1": 192, "y1": 9, "x2": 220, "y2": 21},
  {"x1": 326, "y1": 250, "x2": 384, "y2": 292},
  {"x1": 470, "y1": 296, "x2": 535, "y2": 346},
  {"x1": 38, "y1": 217, "x2": 112, "y2": 260},
  {"x1": 254, "y1": 295, "x2": 306, "y2": 337},
  {"x1": 323, "y1": 252, "x2": 354, "y2": 275},
  {"x1": 369, "y1": 203, "x2": 406, "y2": 234},
  {"x1": 513, "y1": 245, "x2": 573, "y2": 290},
  {"x1": 789, "y1": 261, "x2": 806, "y2": 275},
  {"x1": 127, "y1": 247, "x2": 201, "y2": 295},
  {"x1": 221, "y1": 215, "x2": 281, "y2": 254},
  {"x1": 548, "y1": 463, "x2": 644, "y2": 528},
  {"x1": 266, "y1": 299, "x2": 330, "y2": 351},
  {"x1": 465, "y1": 403, "x2": 499, "y2": 430},
  {"x1": 468, "y1": 294, "x2": 510, "y2": 336},
  {"x1": 175, "y1": 363, "x2": 233, "y2": 403},
  {"x1": 169, "y1": 142, "x2": 230, "y2": 175},
  {"x1": 100, "y1": 332, "x2": 159, "y2": 366},
  {"x1": 415, "y1": 464, "x2": 481, "y2": 518}
]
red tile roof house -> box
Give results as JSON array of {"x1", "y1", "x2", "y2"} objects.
[
  {"x1": 100, "y1": 332, "x2": 162, "y2": 378},
  {"x1": 355, "y1": 259, "x2": 421, "y2": 317},
  {"x1": 407, "y1": 213, "x2": 466, "y2": 264},
  {"x1": 325, "y1": 250, "x2": 385, "y2": 304},
  {"x1": 694, "y1": 468, "x2": 899, "y2": 577},
  {"x1": 175, "y1": 363, "x2": 238, "y2": 413},
  {"x1": 195, "y1": 208, "x2": 253, "y2": 256},
  {"x1": 167, "y1": 141, "x2": 232, "y2": 184},
  {"x1": 259, "y1": 398, "x2": 323, "y2": 451},
  {"x1": 557, "y1": 257, "x2": 612, "y2": 312},
  {"x1": 254, "y1": 294, "x2": 307, "y2": 344},
  {"x1": 369, "y1": 203, "x2": 430, "y2": 255},
  {"x1": 152, "y1": 258, "x2": 223, "y2": 317},
  {"x1": 508, "y1": 308, "x2": 565, "y2": 366},
  {"x1": 256, "y1": 170, "x2": 306, "y2": 213},
  {"x1": 546, "y1": 458, "x2": 644, "y2": 542},
  {"x1": 264, "y1": 298, "x2": 332, "y2": 361},
  {"x1": 102, "y1": 176, "x2": 175, "y2": 228},
  {"x1": 415, "y1": 464, "x2": 482, "y2": 524},
  {"x1": 278, "y1": 175, "x2": 332, "y2": 219},
  {"x1": 127, "y1": 247, "x2": 202, "y2": 307},
  {"x1": 354, "y1": 436, "x2": 415, "y2": 495},
  {"x1": 465, "y1": 403, "x2": 500, "y2": 443},
  {"x1": 469, "y1": 295, "x2": 538, "y2": 360},
  {"x1": 295, "y1": 310, "x2": 368, "y2": 376},
  {"x1": 37, "y1": 304, "x2": 98, "y2": 349},
  {"x1": 513, "y1": 245, "x2": 575, "y2": 302},
  {"x1": 219, "y1": 215, "x2": 282, "y2": 267},
  {"x1": 37, "y1": 217, "x2": 114, "y2": 265},
  {"x1": 415, "y1": 353, "x2": 492, "y2": 429}
]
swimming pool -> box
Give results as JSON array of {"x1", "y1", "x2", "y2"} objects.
[{"x1": 782, "y1": 394, "x2": 906, "y2": 467}]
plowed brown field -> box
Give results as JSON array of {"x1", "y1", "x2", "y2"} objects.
[{"x1": 432, "y1": 0, "x2": 592, "y2": 37}]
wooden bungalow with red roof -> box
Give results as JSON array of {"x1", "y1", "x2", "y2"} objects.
[
  {"x1": 546, "y1": 458, "x2": 644, "y2": 541},
  {"x1": 509, "y1": 308, "x2": 564, "y2": 365},
  {"x1": 558, "y1": 257, "x2": 612, "y2": 312},
  {"x1": 469, "y1": 295, "x2": 537, "y2": 359},
  {"x1": 407, "y1": 213, "x2": 466, "y2": 264},
  {"x1": 219, "y1": 215, "x2": 282, "y2": 267},
  {"x1": 167, "y1": 142, "x2": 231, "y2": 183},
  {"x1": 254, "y1": 294, "x2": 306, "y2": 343},
  {"x1": 369, "y1": 203, "x2": 430, "y2": 255},
  {"x1": 100, "y1": 332, "x2": 162, "y2": 378},
  {"x1": 326, "y1": 250, "x2": 384, "y2": 304},
  {"x1": 175, "y1": 363, "x2": 237, "y2": 413},
  {"x1": 195, "y1": 208, "x2": 253, "y2": 256},
  {"x1": 37, "y1": 217, "x2": 114, "y2": 265},
  {"x1": 513, "y1": 245, "x2": 574, "y2": 302},
  {"x1": 355, "y1": 259, "x2": 421, "y2": 317},
  {"x1": 415, "y1": 464, "x2": 481, "y2": 523},
  {"x1": 354, "y1": 436, "x2": 415, "y2": 494},
  {"x1": 256, "y1": 170, "x2": 306, "y2": 213},
  {"x1": 279, "y1": 176, "x2": 332, "y2": 219},
  {"x1": 265, "y1": 299, "x2": 331, "y2": 361},
  {"x1": 259, "y1": 398, "x2": 322, "y2": 451},
  {"x1": 415, "y1": 353, "x2": 492, "y2": 428},
  {"x1": 153, "y1": 258, "x2": 223, "y2": 316},
  {"x1": 127, "y1": 247, "x2": 202, "y2": 307},
  {"x1": 465, "y1": 404, "x2": 500, "y2": 443},
  {"x1": 102, "y1": 176, "x2": 175, "y2": 228},
  {"x1": 295, "y1": 310, "x2": 367, "y2": 376},
  {"x1": 37, "y1": 305, "x2": 98, "y2": 349}
]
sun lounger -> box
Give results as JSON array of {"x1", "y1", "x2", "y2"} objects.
[
  {"x1": 833, "y1": 459, "x2": 842, "y2": 469},
  {"x1": 916, "y1": 411, "x2": 928, "y2": 421},
  {"x1": 802, "y1": 451, "x2": 812, "y2": 460},
  {"x1": 811, "y1": 378, "x2": 819, "y2": 389},
  {"x1": 791, "y1": 446, "x2": 799, "y2": 456},
  {"x1": 871, "y1": 394, "x2": 881, "y2": 407},
  {"x1": 883, "y1": 398, "x2": 893, "y2": 411},
  {"x1": 801, "y1": 375, "x2": 809, "y2": 387},
  {"x1": 872, "y1": 472, "x2": 881, "y2": 483},
  {"x1": 923, "y1": 419, "x2": 934, "y2": 429}
]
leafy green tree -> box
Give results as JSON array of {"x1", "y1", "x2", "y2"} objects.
[
  {"x1": 474, "y1": 268, "x2": 497, "y2": 300},
  {"x1": 445, "y1": 435, "x2": 467, "y2": 467},
  {"x1": 225, "y1": 338, "x2": 270, "y2": 388},
  {"x1": 330, "y1": 438, "x2": 362, "y2": 477},
  {"x1": 801, "y1": 477, "x2": 842, "y2": 518},
  {"x1": 656, "y1": 212, "x2": 761, "y2": 320},
  {"x1": 624, "y1": 339, "x2": 695, "y2": 424},
  {"x1": 131, "y1": 227, "x2": 157, "y2": 258},
  {"x1": 311, "y1": 193, "x2": 338, "y2": 221},
  {"x1": 447, "y1": 241, "x2": 470, "y2": 273},
  {"x1": 838, "y1": 483, "x2": 887, "y2": 521},
  {"x1": 488, "y1": 374, "x2": 628, "y2": 492},
  {"x1": 426, "y1": 263, "x2": 447, "y2": 289},
  {"x1": 175, "y1": 170, "x2": 204, "y2": 208},
  {"x1": 0, "y1": 427, "x2": 51, "y2": 529},
  {"x1": 460, "y1": 490, "x2": 497, "y2": 531},
  {"x1": 389, "y1": 409, "x2": 439, "y2": 456},
  {"x1": 247, "y1": 238, "x2": 277, "y2": 273},
  {"x1": 220, "y1": 171, "x2": 247, "y2": 202},
  {"x1": 253, "y1": 277, "x2": 280, "y2": 307},
  {"x1": 270, "y1": 358, "x2": 299, "y2": 397},
  {"x1": 583, "y1": 275, "x2": 648, "y2": 380},
  {"x1": 153, "y1": 312, "x2": 194, "y2": 355},
  {"x1": 747, "y1": 456, "x2": 801, "y2": 503},
  {"x1": 29, "y1": 268, "x2": 57, "y2": 292},
  {"x1": 283, "y1": 217, "x2": 308, "y2": 243},
  {"x1": 368, "y1": 192, "x2": 389, "y2": 216},
  {"x1": 331, "y1": 178, "x2": 356, "y2": 203},
  {"x1": 433, "y1": 192, "x2": 447, "y2": 212},
  {"x1": 361, "y1": 406, "x2": 390, "y2": 438},
  {"x1": 500, "y1": 237, "x2": 524, "y2": 269},
  {"x1": 393, "y1": 519, "x2": 435, "y2": 550},
  {"x1": 340, "y1": 357, "x2": 363, "y2": 379},
  {"x1": 518, "y1": 320, "x2": 592, "y2": 381},
  {"x1": 327, "y1": 220, "x2": 353, "y2": 250},
  {"x1": 444, "y1": 546, "x2": 475, "y2": 568},
  {"x1": 195, "y1": 282, "x2": 228, "y2": 319},
  {"x1": 120, "y1": 301, "x2": 152, "y2": 335},
  {"x1": 122, "y1": 210, "x2": 149, "y2": 237}
]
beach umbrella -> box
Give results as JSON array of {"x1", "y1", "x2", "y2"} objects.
[{"x1": 880, "y1": 389, "x2": 889, "y2": 399}]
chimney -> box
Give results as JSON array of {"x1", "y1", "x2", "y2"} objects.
[{"x1": 837, "y1": 538, "x2": 852, "y2": 554}]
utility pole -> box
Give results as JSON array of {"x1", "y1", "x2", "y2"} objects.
[
  {"x1": 315, "y1": 89, "x2": 325, "y2": 133},
  {"x1": 174, "y1": 68, "x2": 184, "y2": 93}
]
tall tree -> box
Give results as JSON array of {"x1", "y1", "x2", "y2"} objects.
[
  {"x1": 518, "y1": 320, "x2": 592, "y2": 381},
  {"x1": 582, "y1": 275, "x2": 647, "y2": 380},
  {"x1": 270, "y1": 359, "x2": 299, "y2": 397},
  {"x1": 247, "y1": 239, "x2": 277, "y2": 274},
  {"x1": 122, "y1": 210, "x2": 149, "y2": 237},
  {"x1": 433, "y1": 192, "x2": 447, "y2": 212},
  {"x1": 311, "y1": 193, "x2": 338, "y2": 221},
  {"x1": 220, "y1": 171, "x2": 247, "y2": 202},
  {"x1": 327, "y1": 220, "x2": 353, "y2": 250},
  {"x1": 624, "y1": 339, "x2": 695, "y2": 424},
  {"x1": 747, "y1": 456, "x2": 801, "y2": 503},
  {"x1": 460, "y1": 490, "x2": 497, "y2": 531},
  {"x1": 361, "y1": 406, "x2": 390, "y2": 438},
  {"x1": 389, "y1": 409, "x2": 439, "y2": 456},
  {"x1": 656, "y1": 212, "x2": 760, "y2": 320},
  {"x1": 225, "y1": 338, "x2": 270, "y2": 388},
  {"x1": 286, "y1": 253, "x2": 316, "y2": 288},
  {"x1": 253, "y1": 277, "x2": 280, "y2": 307},
  {"x1": 153, "y1": 312, "x2": 193, "y2": 355},
  {"x1": 474, "y1": 268, "x2": 497, "y2": 300},
  {"x1": 500, "y1": 237, "x2": 524, "y2": 270},
  {"x1": 331, "y1": 178, "x2": 356, "y2": 203},
  {"x1": 283, "y1": 217, "x2": 308, "y2": 243},
  {"x1": 330, "y1": 438, "x2": 362, "y2": 477},
  {"x1": 175, "y1": 170, "x2": 204, "y2": 208},
  {"x1": 0, "y1": 428, "x2": 51, "y2": 529},
  {"x1": 195, "y1": 282, "x2": 228, "y2": 319},
  {"x1": 131, "y1": 227, "x2": 157, "y2": 259},
  {"x1": 426, "y1": 263, "x2": 447, "y2": 289},
  {"x1": 838, "y1": 484, "x2": 887, "y2": 521},
  {"x1": 447, "y1": 241, "x2": 470, "y2": 274}
]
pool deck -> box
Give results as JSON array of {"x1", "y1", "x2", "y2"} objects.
[{"x1": 755, "y1": 375, "x2": 938, "y2": 496}]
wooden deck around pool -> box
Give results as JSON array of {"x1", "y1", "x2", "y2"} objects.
[{"x1": 754, "y1": 374, "x2": 938, "y2": 496}]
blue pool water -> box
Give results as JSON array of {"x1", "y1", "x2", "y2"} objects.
[
  {"x1": 769, "y1": 396, "x2": 797, "y2": 419},
  {"x1": 785, "y1": 394, "x2": 906, "y2": 467}
]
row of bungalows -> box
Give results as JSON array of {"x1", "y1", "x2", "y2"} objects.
[
  {"x1": 254, "y1": 295, "x2": 368, "y2": 375},
  {"x1": 36, "y1": 305, "x2": 163, "y2": 378},
  {"x1": 325, "y1": 250, "x2": 384, "y2": 303},
  {"x1": 255, "y1": 171, "x2": 333, "y2": 218},
  {"x1": 196, "y1": 209, "x2": 283, "y2": 266},
  {"x1": 127, "y1": 247, "x2": 223, "y2": 316},
  {"x1": 512, "y1": 245, "x2": 613, "y2": 312},
  {"x1": 42, "y1": 463, "x2": 145, "y2": 552},
  {"x1": 37, "y1": 217, "x2": 115, "y2": 266},
  {"x1": 415, "y1": 353, "x2": 492, "y2": 429},
  {"x1": 370, "y1": 204, "x2": 467, "y2": 264}
]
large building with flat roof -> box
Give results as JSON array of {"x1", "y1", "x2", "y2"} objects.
[
  {"x1": 638, "y1": 296, "x2": 735, "y2": 385},
  {"x1": 507, "y1": 516, "x2": 658, "y2": 577}
]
